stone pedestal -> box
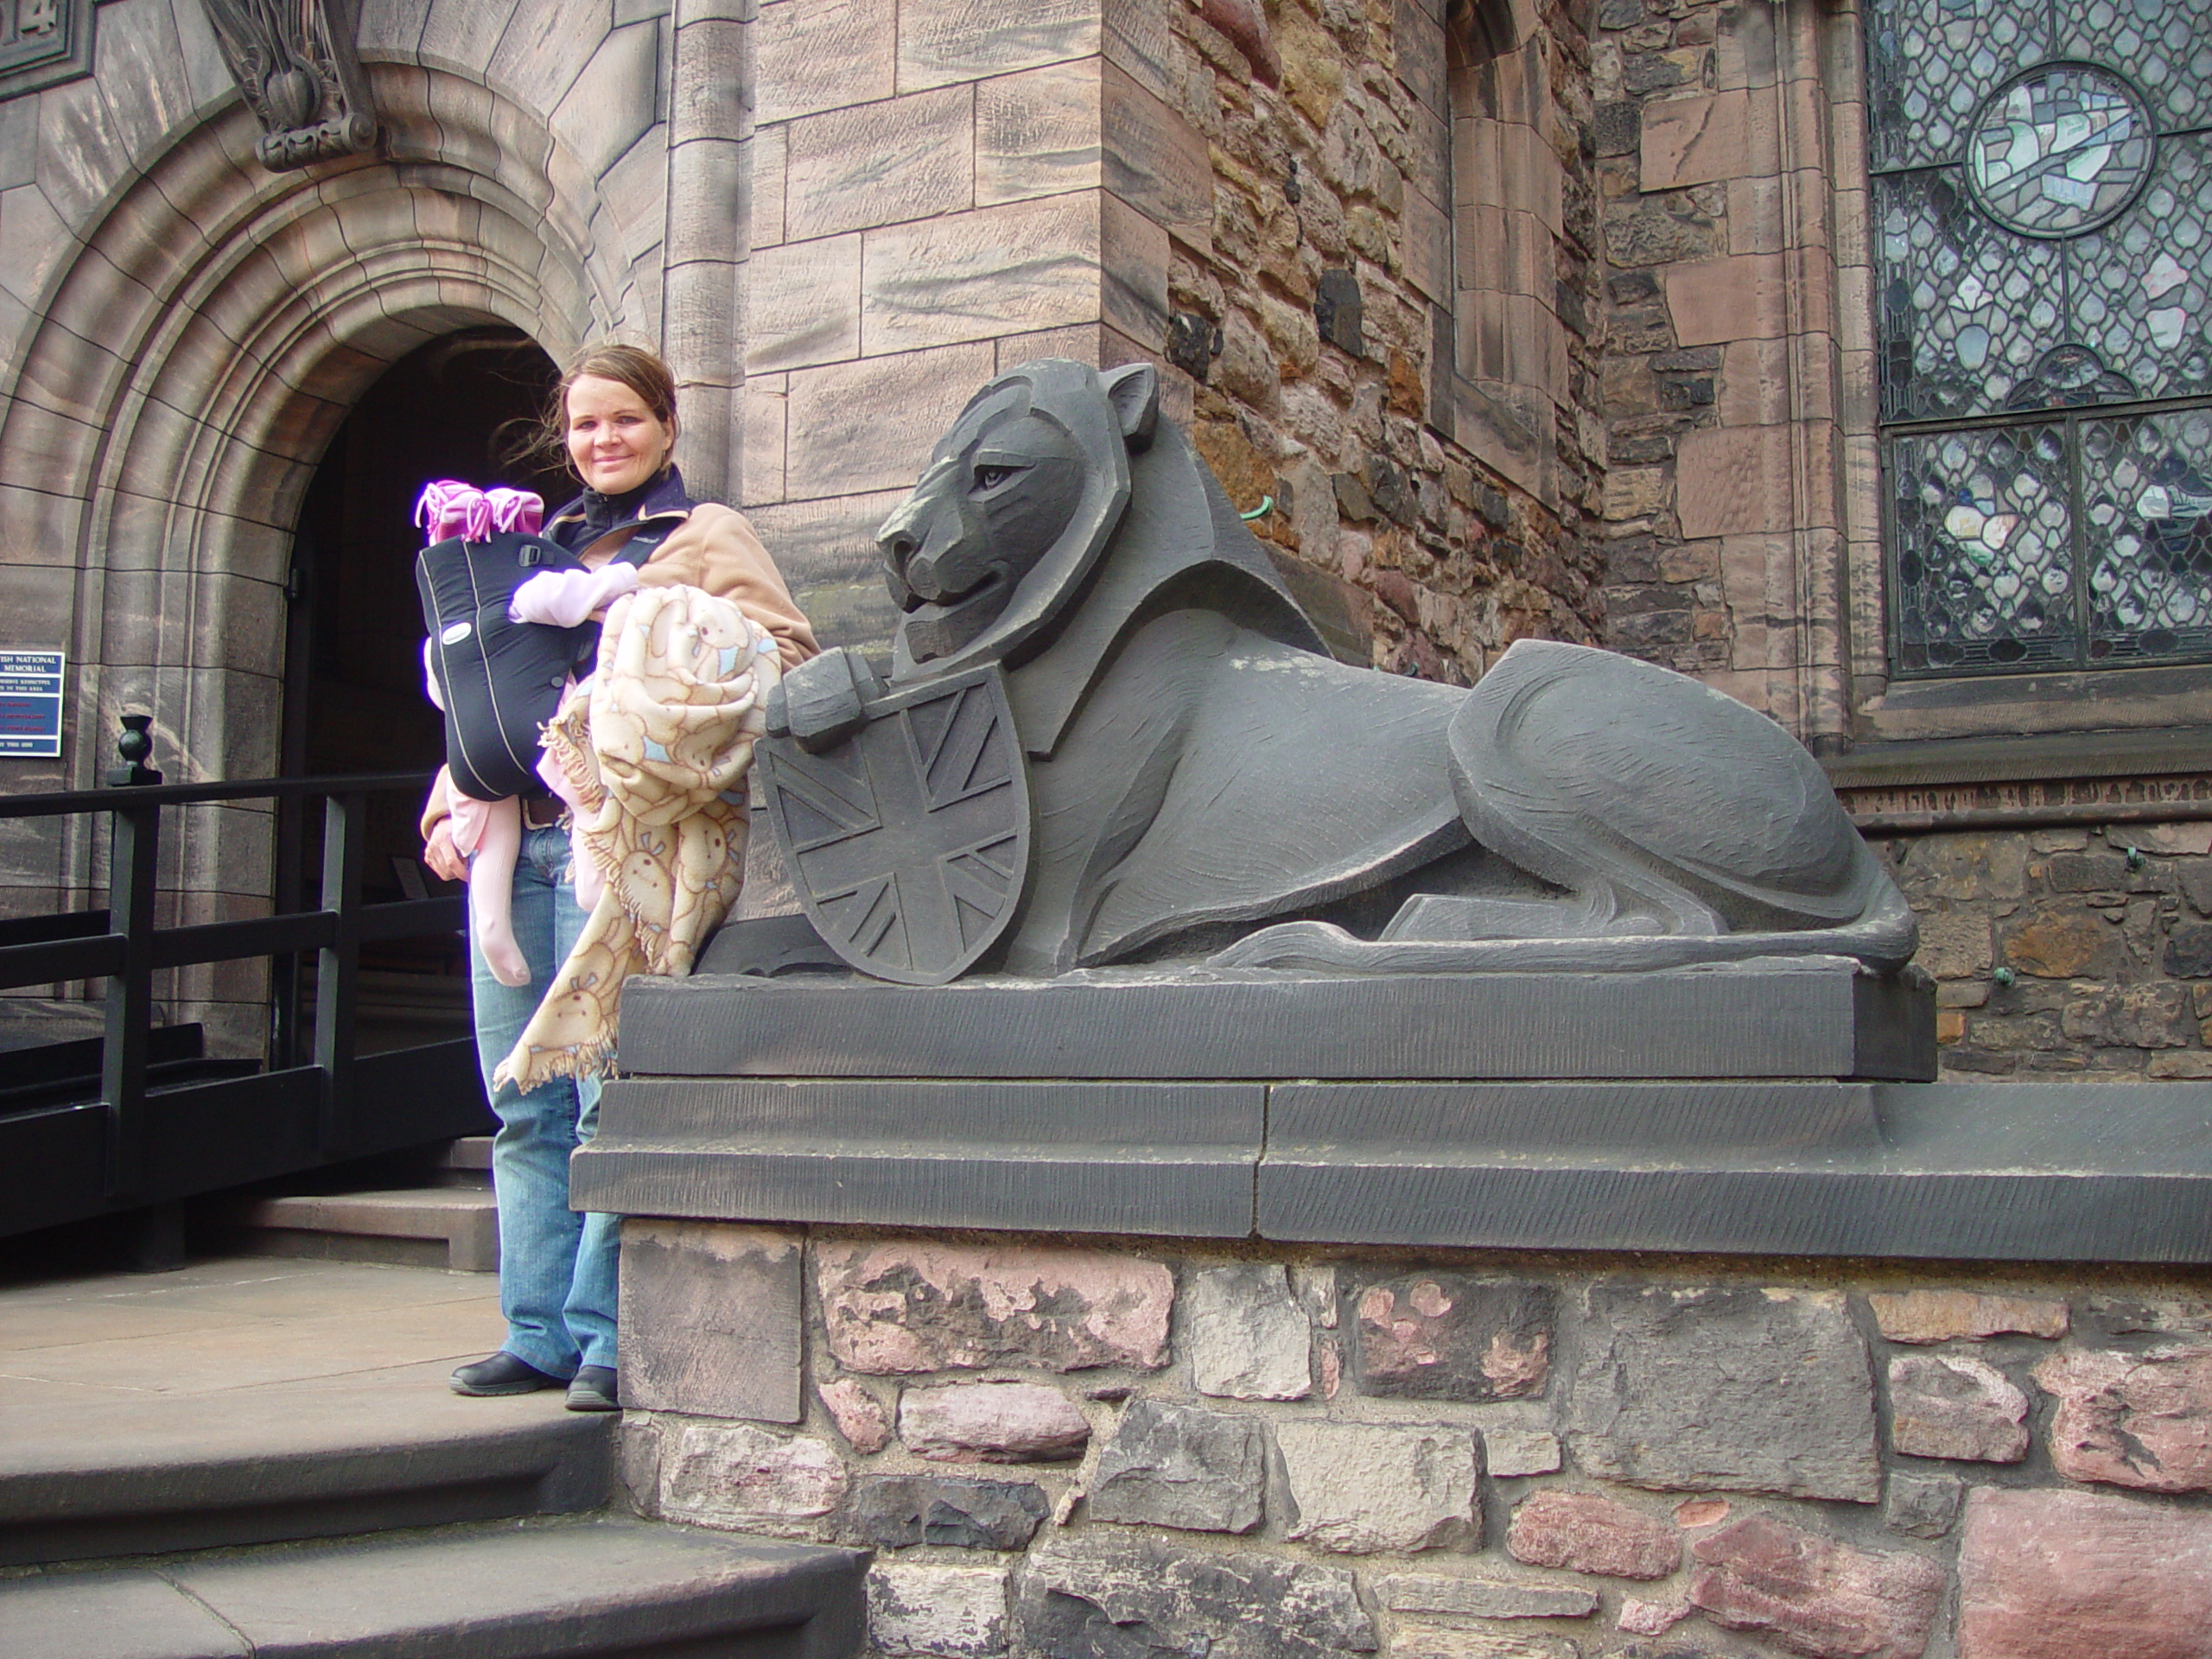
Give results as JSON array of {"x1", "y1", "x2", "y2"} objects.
[{"x1": 581, "y1": 957, "x2": 2212, "y2": 1265}]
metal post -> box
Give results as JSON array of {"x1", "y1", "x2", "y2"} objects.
[
  {"x1": 315, "y1": 789, "x2": 365, "y2": 1156},
  {"x1": 101, "y1": 798, "x2": 160, "y2": 1198}
]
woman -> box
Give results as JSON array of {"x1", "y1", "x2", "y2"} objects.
[{"x1": 423, "y1": 342, "x2": 816, "y2": 1411}]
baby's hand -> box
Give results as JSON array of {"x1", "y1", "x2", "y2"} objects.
[{"x1": 511, "y1": 562, "x2": 642, "y2": 627}]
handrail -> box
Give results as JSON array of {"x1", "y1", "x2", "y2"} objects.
[
  {"x1": 0, "y1": 748, "x2": 465, "y2": 1201},
  {"x1": 0, "y1": 769, "x2": 437, "y2": 820}
]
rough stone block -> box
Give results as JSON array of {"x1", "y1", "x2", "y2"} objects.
[
  {"x1": 1088, "y1": 1398, "x2": 1266, "y2": 1534},
  {"x1": 1504, "y1": 1490, "x2": 1678, "y2": 1580},
  {"x1": 1274, "y1": 1422, "x2": 1478, "y2": 1554},
  {"x1": 817, "y1": 1241, "x2": 1172, "y2": 1374},
  {"x1": 1957, "y1": 1485, "x2": 2212, "y2": 1659},
  {"x1": 1567, "y1": 1285, "x2": 1880, "y2": 1502},
  {"x1": 1689, "y1": 1514, "x2": 1946, "y2": 1659},
  {"x1": 618, "y1": 1221, "x2": 801, "y2": 1423},
  {"x1": 746, "y1": 234, "x2": 861, "y2": 373},
  {"x1": 849, "y1": 1475, "x2": 1049, "y2": 1551},
  {"x1": 1868, "y1": 1289, "x2": 2068, "y2": 1344},
  {"x1": 899, "y1": 1382, "x2": 1091, "y2": 1463},
  {"x1": 2005, "y1": 907, "x2": 2124, "y2": 979},
  {"x1": 1016, "y1": 1538, "x2": 1377, "y2": 1659},
  {"x1": 1678, "y1": 424, "x2": 1795, "y2": 538},
  {"x1": 976, "y1": 59, "x2": 1101, "y2": 206},
  {"x1": 1884, "y1": 1472, "x2": 1963, "y2": 1540},
  {"x1": 1888, "y1": 1353, "x2": 2029, "y2": 1462},
  {"x1": 657, "y1": 1421, "x2": 848, "y2": 1532},
  {"x1": 869, "y1": 1560, "x2": 1009, "y2": 1659},
  {"x1": 1315, "y1": 268, "x2": 1363, "y2": 356},
  {"x1": 1103, "y1": 62, "x2": 1212, "y2": 247},
  {"x1": 757, "y1": 0, "x2": 895, "y2": 124},
  {"x1": 1663, "y1": 252, "x2": 1787, "y2": 346},
  {"x1": 784, "y1": 342, "x2": 1007, "y2": 497},
  {"x1": 2034, "y1": 1342, "x2": 2212, "y2": 1492},
  {"x1": 1374, "y1": 1571, "x2": 1598, "y2": 1620},
  {"x1": 1640, "y1": 90, "x2": 1753, "y2": 190},
  {"x1": 820, "y1": 1378, "x2": 893, "y2": 1454},
  {"x1": 863, "y1": 194, "x2": 1105, "y2": 356},
  {"x1": 785, "y1": 86, "x2": 973, "y2": 243},
  {"x1": 1188, "y1": 1265, "x2": 1311, "y2": 1400},
  {"x1": 897, "y1": 0, "x2": 1099, "y2": 92},
  {"x1": 1347, "y1": 1274, "x2": 1552, "y2": 1402},
  {"x1": 1479, "y1": 1427, "x2": 1561, "y2": 1478}
]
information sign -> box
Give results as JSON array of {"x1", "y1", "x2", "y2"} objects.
[{"x1": 0, "y1": 649, "x2": 64, "y2": 757}]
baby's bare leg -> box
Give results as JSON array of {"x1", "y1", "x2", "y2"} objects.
[{"x1": 470, "y1": 798, "x2": 531, "y2": 987}]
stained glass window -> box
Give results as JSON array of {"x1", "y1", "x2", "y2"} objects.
[{"x1": 1867, "y1": 0, "x2": 2212, "y2": 676}]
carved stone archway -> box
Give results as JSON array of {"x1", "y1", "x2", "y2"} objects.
[{"x1": 0, "y1": 61, "x2": 638, "y2": 1038}]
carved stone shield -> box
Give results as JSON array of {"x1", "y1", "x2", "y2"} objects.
[{"x1": 757, "y1": 664, "x2": 1031, "y2": 985}]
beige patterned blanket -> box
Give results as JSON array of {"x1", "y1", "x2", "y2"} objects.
[{"x1": 493, "y1": 584, "x2": 781, "y2": 1094}]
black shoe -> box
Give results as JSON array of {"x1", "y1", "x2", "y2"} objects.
[
  {"x1": 566, "y1": 1365, "x2": 620, "y2": 1412},
  {"x1": 450, "y1": 1352, "x2": 565, "y2": 1396}
]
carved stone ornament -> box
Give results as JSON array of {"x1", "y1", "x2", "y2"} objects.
[
  {"x1": 763, "y1": 358, "x2": 1920, "y2": 985},
  {"x1": 0, "y1": 0, "x2": 97, "y2": 101},
  {"x1": 198, "y1": 0, "x2": 377, "y2": 172}
]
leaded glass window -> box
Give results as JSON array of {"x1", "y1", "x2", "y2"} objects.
[{"x1": 1867, "y1": 0, "x2": 2212, "y2": 675}]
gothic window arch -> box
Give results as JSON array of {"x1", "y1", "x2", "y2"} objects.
[{"x1": 1867, "y1": 0, "x2": 2212, "y2": 676}]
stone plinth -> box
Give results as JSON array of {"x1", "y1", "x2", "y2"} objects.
[{"x1": 575, "y1": 964, "x2": 2212, "y2": 1263}]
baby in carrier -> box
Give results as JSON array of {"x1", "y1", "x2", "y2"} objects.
[{"x1": 416, "y1": 480, "x2": 641, "y2": 986}]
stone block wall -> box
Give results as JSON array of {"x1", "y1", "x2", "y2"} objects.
[
  {"x1": 743, "y1": 0, "x2": 1615, "y2": 685},
  {"x1": 1588, "y1": 0, "x2": 1863, "y2": 744},
  {"x1": 616, "y1": 1222, "x2": 2212, "y2": 1659},
  {"x1": 1868, "y1": 817, "x2": 2212, "y2": 1081},
  {"x1": 737, "y1": 0, "x2": 1185, "y2": 653},
  {"x1": 1160, "y1": 0, "x2": 1610, "y2": 683}
]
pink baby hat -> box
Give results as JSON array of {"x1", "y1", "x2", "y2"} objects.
[
  {"x1": 486, "y1": 488, "x2": 543, "y2": 537},
  {"x1": 415, "y1": 480, "x2": 492, "y2": 544}
]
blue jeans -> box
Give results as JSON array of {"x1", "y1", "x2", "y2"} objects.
[{"x1": 469, "y1": 823, "x2": 617, "y2": 1376}]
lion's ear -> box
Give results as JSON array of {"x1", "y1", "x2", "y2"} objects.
[{"x1": 1102, "y1": 361, "x2": 1160, "y2": 452}]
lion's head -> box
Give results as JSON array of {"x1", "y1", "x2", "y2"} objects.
[{"x1": 876, "y1": 358, "x2": 1159, "y2": 680}]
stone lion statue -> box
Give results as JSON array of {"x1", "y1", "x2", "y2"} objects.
[{"x1": 765, "y1": 357, "x2": 1915, "y2": 983}]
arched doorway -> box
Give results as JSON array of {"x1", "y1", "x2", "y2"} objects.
[{"x1": 277, "y1": 327, "x2": 566, "y2": 1053}]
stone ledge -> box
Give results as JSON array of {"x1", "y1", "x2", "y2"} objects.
[
  {"x1": 575, "y1": 1079, "x2": 2212, "y2": 1263},
  {"x1": 617, "y1": 958, "x2": 1936, "y2": 1082}
]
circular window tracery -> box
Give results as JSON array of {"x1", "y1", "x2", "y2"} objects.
[{"x1": 1964, "y1": 61, "x2": 2157, "y2": 238}]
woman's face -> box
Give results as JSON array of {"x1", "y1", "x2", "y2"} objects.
[{"x1": 565, "y1": 373, "x2": 675, "y2": 496}]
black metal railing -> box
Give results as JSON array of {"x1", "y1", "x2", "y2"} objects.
[{"x1": 0, "y1": 762, "x2": 492, "y2": 1236}]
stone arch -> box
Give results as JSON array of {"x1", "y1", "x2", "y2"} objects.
[{"x1": 0, "y1": 60, "x2": 647, "y2": 1026}]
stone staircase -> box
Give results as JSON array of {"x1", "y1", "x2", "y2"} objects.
[
  {"x1": 0, "y1": 1260, "x2": 868, "y2": 1658},
  {"x1": 218, "y1": 1136, "x2": 500, "y2": 1272}
]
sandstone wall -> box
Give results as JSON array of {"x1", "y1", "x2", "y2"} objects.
[
  {"x1": 1587, "y1": 0, "x2": 1863, "y2": 742},
  {"x1": 618, "y1": 1223, "x2": 2212, "y2": 1659},
  {"x1": 1866, "y1": 818, "x2": 2212, "y2": 1082},
  {"x1": 742, "y1": 0, "x2": 1612, "y2": 683},
  {"x1": 0, "y1": 0, "x2": 673, "y2": 1043},
  {"x1": 1161, "y1": 0, "x2": 1609, "y2": 683}
]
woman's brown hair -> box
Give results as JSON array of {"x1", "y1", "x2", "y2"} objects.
[{"x1": 513, "y1": 340, "x2": 679, "y2": 480}]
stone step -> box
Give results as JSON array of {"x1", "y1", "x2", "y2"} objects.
[
  {"x1": 0, "y1": 1377, "x2": 612, "y2": 1568},
  {"x1": 224, "y1": 1185, "x2": 499, "y2": 1272},
  {"x1": 0, "y1": 1516, "x2": 867, "y2": 1659},
  {"x1": 436, "y1": 1134, "x2": 494, "y2": 1188}
]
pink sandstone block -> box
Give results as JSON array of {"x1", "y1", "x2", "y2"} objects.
[
  {"x1": 1689, "y1": 1513, "x2": 1945, "y2": 1659},
  {"x1": 817, "y1": 1241, "x2": 1173, "y2": 1375},
  {"x1": 1958, "y1": 1485, "x2": 2212, "y2": 1659},
  {"x1": 1506, "y1": 1490, "x2": 1680, "y2": 1580}
]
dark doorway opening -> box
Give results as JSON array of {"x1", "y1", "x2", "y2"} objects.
[{"x1": 278, "y1": 327, "x2": 567, "y2": 1055}]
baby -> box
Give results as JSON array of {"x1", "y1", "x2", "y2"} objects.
[{"x1": 416, "y1": 480, "x2": 641, "y2": 986}]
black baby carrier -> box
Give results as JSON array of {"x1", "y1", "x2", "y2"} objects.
[{"x1": 416, "y1": 529, "x2": 664, "y2": 801}]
